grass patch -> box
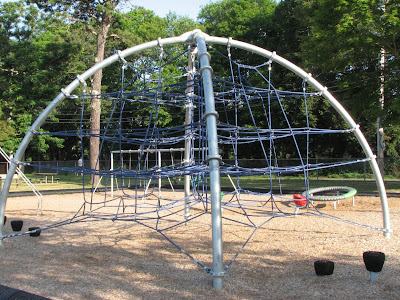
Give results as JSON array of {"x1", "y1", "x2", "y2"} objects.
[
  {"x1": 6, "y1": 174, "x2": 399, "y2": 194},
  {"x1": 220, "y1": 176, "x2": 400, "y2": 193},
  {"x1": 8, "y1": 174, "x2": 104, "y2": 192}
]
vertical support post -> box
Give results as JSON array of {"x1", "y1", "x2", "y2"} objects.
[
  {"x1": 110, "y1": 152, "x2": 114, "y2": 197},
  {"x1": 128, "y1": 153, "x2": 132, "y2": 187},
  {"x1": 195, "y1": 33, "x2": 224, "y2": 289},
  {"x1": 158, "y1": 150, "x2": 162, "y2": 198},
  {"x1": 364, "y1": 161, "x2": 366, "y2": 182},
  {"x1": 121, "y1": 153, "x2": 124, "y2": 188},
  {"x1": 184, "y1": 45, "x2": 197, "y2": 218}
]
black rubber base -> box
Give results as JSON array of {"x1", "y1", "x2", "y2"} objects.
[
  {"x1": 10, "y1": 220, "x2": 23, "y2": 232},
  {"x1": 0, "y1": 284, "x2": 51, "y2": 299},
  {"x1": 363, "y1": 251, "x2": 385, "y2": 272},
  {"x1": 28, "y1": 227, "x2": 41, "y2": 237},
  {"x1": 314, "y1": 260, "x2": 334, "y2": 276}
]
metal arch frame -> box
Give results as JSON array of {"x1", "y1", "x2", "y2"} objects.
[{"x1": 0, "y1": 30, "x2": 391, "y2": 289}]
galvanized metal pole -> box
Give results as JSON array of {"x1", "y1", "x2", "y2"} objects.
[
  {"x1": 110, "y1": 151, "x2": 114, "y2": 197},
  {"x1": 195, "y1": 32, "x2": 224, "y2": 289},
  {"x1": 184, "y1": 45, "x2": 197, "y2": 218},
  {"x1": 158, "y1": 150, "x2": 162, "y2": 198}
]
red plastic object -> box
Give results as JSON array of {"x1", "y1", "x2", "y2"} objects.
[{"x1": 293, "y1": 194, "x2": 307, "y2": 207}]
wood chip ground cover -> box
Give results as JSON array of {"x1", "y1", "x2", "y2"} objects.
[{"x1": 0, "y1": 192, "x2": 399, "y2": 299}]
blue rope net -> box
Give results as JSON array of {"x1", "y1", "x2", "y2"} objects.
[{"x1": 6, "y1": 43, "x2": 378, "y2": 274}]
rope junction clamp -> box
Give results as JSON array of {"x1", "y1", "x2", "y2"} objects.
[
  {"x1": 206, "y1": 154, "x2": 222, "y2": 163},
  {"x1": 185, "y1": 102, "x2": 194, "y2": 109},
  {"x1": 157, "y1": 37, "x2": 163, "y2": 48},
  {"x1": 199, "y1": 65, "x2": 213, "y2": 75},
  {"x1": 227, "y1": 37, "x2": 232, "y2": 50},
  {"x1": 304, "y1": 73, "x2": 313, "y2": 83},
  {"x1": 76, "y1": 75, "x2": 86, "y2": 85},
  {"x1": 317, "y1": 86, "x2": 328, "y2": 96},
  {"x1": 27, "y1": 126, "x2": 38, "y2": 134},
  {"x1": 210, "y1": 270, "x2": 226, "y2": 277},
  {"x1": 267, "y1": 51, "x2": 276, "y2": 65},
  {"x1": 10, "y1": 157, "x2": 20, "y2": 165},
  {"x1": 157, "y1": 37, "x2": 164, "y2": 58},
  {"x1": 117, "y1": 50, "x2": 128, "y2": 66},
  {"x1": 61, "y1": 88, "x2": 70, "y2": 97},
  {"x1": 198, "y1": 52, "x2": 212, "y2": 64},
  {"x1": 204, "y1": 110, "x2": 219, "y2": 120}
]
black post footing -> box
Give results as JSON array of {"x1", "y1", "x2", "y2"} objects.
[
  {"x1": 314, "y1": 260, "x2": 334, "y2": 276},
  {"x1": 363, "y1": 251, "x2": 385, "y2": 272},
  {"x1": 10, "y1": 220, "x2": 23, "y2": 232}
]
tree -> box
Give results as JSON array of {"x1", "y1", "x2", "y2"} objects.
[
  {"x1": 28, "y1": 0, "x2": 126, "y2": 183},
  {"x1": 271, "y1": 0, "x2": 308, "y2": 64},
  {"x1": 199, "y1": 0, "x2": 277, "y2": 47},
  {"x1": 199, "y1": 0, "x2": 326, "y2": 159},
  {"x1": 0, "y1": 113, "x2": 16, "y2": 154},
  {"x1": 378, "y1": 0, "x2": 400, "y2": 159},
  {"x1": 300, "y1": 0, "x2": 400, "y2": 161},
  {"x1": 0, "y1": 0, "x2": 75, "y2": 159}
]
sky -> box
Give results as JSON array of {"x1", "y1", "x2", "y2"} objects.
[
  {"x1": 0, "y1": 0, "x2": 214, "y2": 20},
  {"x1": 132, "y1": 0, "x2": 213, "y2": 20}
]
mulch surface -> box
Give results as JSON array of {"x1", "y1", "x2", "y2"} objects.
[{"x1": 0, "y1": 192, "x2": 399, "y2": 299}]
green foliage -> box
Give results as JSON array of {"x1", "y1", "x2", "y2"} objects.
[
  {"x1": 301, "y1": 0, "x2": 379, "y2": 71},
  {"x1": 0, "y1": 110, "x2": 16, "y2": 153},
  {"x1": 1, "y1": 0, "x2": 399, "y2": 163},
  {"x1": 0, "y1": 1, "x2": 86, "y2": 159},
  {"x1": 199, "y1": 0, "x2": 277, "y2": 46},
  {"x1": 299, "y1": 0, "x2": 400, "y2": 156},
  {"x1": 27, "y1": 0, "x2": 123, "y2": 22},
  {"x1": 164, "y1": 12, "x2": 203, "y2": 36},
  {"x1": 112, "y1": 7, "x2": 167, "y2": 48}
]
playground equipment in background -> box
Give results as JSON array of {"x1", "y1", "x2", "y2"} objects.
[
  {"x1": 0, "y1": 30, "x2": 391, "y2": 289},
  {"x1": 302, "y1": 186, "x2": 357, "y2": 209},
  {"x1": 109, "y1": 147, "x2": 204, "y2": 197},
  {"x1": 0, "y1": 147, "x2": 43, "y2": 215}
]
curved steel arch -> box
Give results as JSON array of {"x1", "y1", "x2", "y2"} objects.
[{"x1": 0, "y1": 30, "x2": 391, "y2": 287}]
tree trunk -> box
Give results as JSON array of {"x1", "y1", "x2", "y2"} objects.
[
  {"x1": 377, "y1": 117, "x2": 385, "y2": 177},
  {"x1": 90, "y1": 15, "x2": 111, "y2": 187},
  {"x1": 377, "y1": 45, "x2": 385, "y2": 178}
]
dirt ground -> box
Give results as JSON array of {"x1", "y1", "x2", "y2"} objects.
[{"x1": 0, "y1": 191, "x2": 399, "y2": 299}]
